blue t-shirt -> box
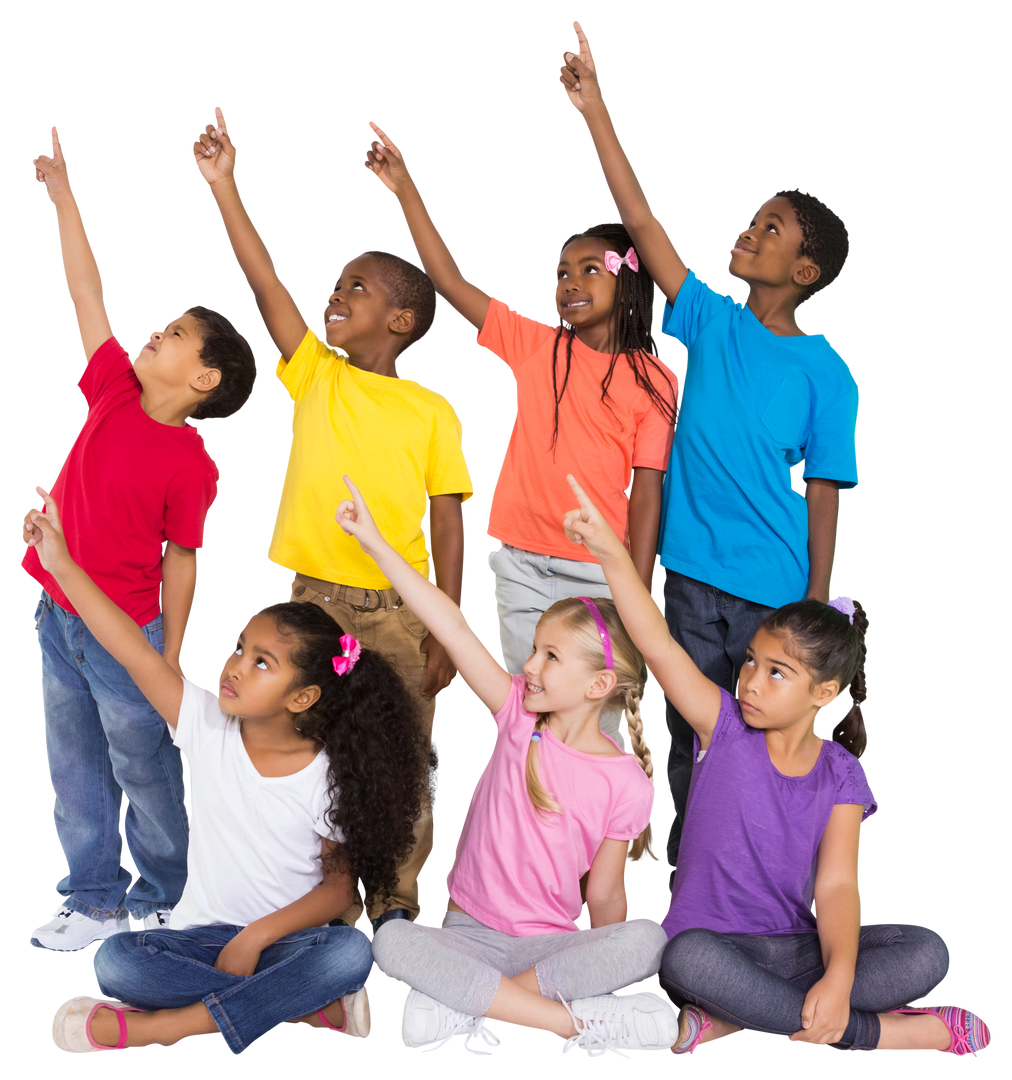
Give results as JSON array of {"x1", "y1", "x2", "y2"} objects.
[{"x1": 660, "y1": 272, "x2": 858, "y2": 608}]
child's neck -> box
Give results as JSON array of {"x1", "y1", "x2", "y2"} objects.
[
  {"x1": 546, "y1": 703, "x2": 616, "y2": 755},
  {"x1": 574, "y1": 323, "x2": 617, "y2": 356},
  {"x1": 344, "y1": 340, "x2": 402, "y2": 379},
  {"x1": 239, "y1": 711, "x2": 320, "y2": 778},
  {"x1": 763, "y1": 714, "x2": 822, "y2": 776},
  {"x1": 745, "y1": 283, "x2": 806, "y2": 338},
  {"x1": 139, "y1": 386, "x2": 197, "y2": 428}
]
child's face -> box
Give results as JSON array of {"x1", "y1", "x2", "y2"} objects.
[
  {"x1": 133, "y1": 313, "x2": 212, "y2": 395},
  {"x1": 728, "y1": 197, "x2": 818, "y2": 292},
  {"x1": 555, "y1": 238, "x2": 619, "y2": 336},
  {"x1": 218, "y1": 614, "x2": 309, "y2": 720},
  {"x1": 323, "y1": 255, "x2": 406, "y2": 356},
  {"x1": 523, "y1": 616, "x2": 609, "y2": 715},
  {"x1": 737, "y1": 628, "x2": 838, "y2": 730}
]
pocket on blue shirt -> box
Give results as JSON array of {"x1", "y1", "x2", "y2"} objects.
[{"x1": 760, "y1": 374, "x2": 810, "y2": 448}]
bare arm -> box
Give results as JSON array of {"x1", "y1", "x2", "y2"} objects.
[
  {"x1": 584, "y1": 838, "x2": 629, "y2": 927},
  {"x1": 560, "y1": 25, "x2": 689, "y2": 305},
  {"x1": 161, "y1": 542, "x2": 197, "y2": 677},
  {"x1": 420, "y1": 493, "x2": 464, "y2": 697},
  {"x1": 805, "y1": 479, "x2": 839, "y2": 602},
  {"x1": 336, "y1": 478, "x2": 511, "y2": 713},
  {"x1": 563, "y1": 476, "x2": 721, "y2": 745},
  {"x1": 34, "y1": 129, "x2": 113, "y2": 359},
  {"x1": 627, "y1": 467, "x2": 664, "y2": 590},
  {"x1": 25, "y1": 490, "x2": 184, "y2": 726},
  {"x1": 365, "y1": 125, "x2": 491, "y2": 330},
  {"x1": 194, "y1": 109, "x2": 308, "y2": 360}
]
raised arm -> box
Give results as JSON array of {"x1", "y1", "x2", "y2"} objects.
[
  {"x1": 193, "y1": 108, "x2": 308, "y2": 360},
  {"x1": 563, "y1": 476, "x2": 721, "y2": 745},
  {"x1": 336, "y1": 477, "x2": 511, "y2": 713},
  {"x1": 419, "y1": 493, "x2": 464, "y2": 697},
  {"x1": 34, "y1": 129, "x2": 113, "y2": 360},
  {"x1": 365, "y1": 125, "x2": 491, "y2": 331},
  {"x1": 560, "y1": 24, "x2": 689, "y2": 306},
  {"x1": 25, "y1": 489, "x2": 184, "y2": 726}
]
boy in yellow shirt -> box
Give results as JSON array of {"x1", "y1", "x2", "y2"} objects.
[{"x1": 194, "y1": 110, "x2": 472, "y2": 929}]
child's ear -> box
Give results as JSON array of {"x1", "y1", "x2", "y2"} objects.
[
  {"x1": 813, "y1": 678, "x2": 840, "y2": 708},
  {"x1": 289, "y1": 684, "x2": 322, "y2": 714},
  {"x1": 389, "y1": 308, "x2": 416, "y2": 337},
  {"x1": 794, "y1": 261, "x2": 821, "y2": 290},
  {"x1": 192, "y1": 366, "x2": 222, "y2": 394},
  {"x1": 587, "y1": 669, "x2": 618, "y2": 702}
]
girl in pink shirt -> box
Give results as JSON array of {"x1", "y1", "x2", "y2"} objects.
[{"x1": 337, "y1": 479, "x2": 676, "y2": 1055}]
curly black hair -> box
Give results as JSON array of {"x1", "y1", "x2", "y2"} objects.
[
  {"x1": 261, "y1": 602, "x2": 429, "y2": 903},
  {"x1": 551, "y1": 223, "x2": 676, "y2": 451},
  {"x1": 760, "y1": 598, "x2": 868, "y2": 756},
  {"x1": 775, "y1": 191, "x2": 849, "y2": 305},
  {"x1": 185, "y1": 306, "x2": 256, "y2": 419},
  {"x1": 362, "y1": 250, "x2": 437, "y2": 350}
]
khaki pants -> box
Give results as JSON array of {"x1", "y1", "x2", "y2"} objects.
[{"x1": 290, "y1": 573, "x2": 435, "y2": 924}]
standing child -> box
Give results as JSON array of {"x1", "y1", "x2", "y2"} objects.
[
  {"x1": 364, "y1": 127, "x2": 677, "y2": 742},
  {"x1": 27, "y1": 490, "x2": 429, "y2": 1054},
  {"x1": 193, "y1": 110, "x2": 472, "y2": 929},
  {"x1": 25, "y1": 130, "x2": 256, "y2": 950},
  {"x1": 336, "y1": 478, "x2": 676, "y2": 1055},
  {"x1": 562, "y1": 477, "x2": 989, "y2": 1057},
  {"x1": 561, "y1": 24, "x2": 859, "y2": 867}
]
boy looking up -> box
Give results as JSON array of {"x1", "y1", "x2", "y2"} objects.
[
  {"x1": 561, "y1": 27, "x2": 858, "y2": 870},
  {"x1": 194, "y1": 110, "x2": 472, "y2": 930},
  {"x1": 25, "y1": 130, "x2": 256, "y2": 950}
]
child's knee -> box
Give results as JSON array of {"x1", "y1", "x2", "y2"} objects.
[
  {"x1": 622, "y1": 919, "x2": 669, "y2": 973},
  {"x1": 94, "y1": 932, "x2": 139, "y2": 995},
  {"x1": 661, "y1": 927, "x2": 721, "y2": 987},
  {"x1": 318, "y1": 926, "x2": 373, "y2": 983}
]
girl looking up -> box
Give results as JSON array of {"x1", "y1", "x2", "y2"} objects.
[
  {"x1": 26, "y1": 489, "x2": 428, "y2": 1055},
  {"x1": 561, "y1": 476, "x2": 989, "y2": 1057},
  {"x1": 336, "y1": 477, "x2": 676, "y2": 1055},
  {"x1": 365, "y1": 128, "x2": 677, "y2": 743}
]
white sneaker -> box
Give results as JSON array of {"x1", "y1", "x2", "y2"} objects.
[
  {"x1": 31, "y1": 908, "x2": 129, "y2": 952},
  {"x1": 401, "y1": 988, "x2": 500, "y2": 1054},
  {"x1": 563, "y1": 992, "x2": 678, "y2": 1056},
  {"x1": 140, "y1": 909, "x2": 171, "y2": 930}
]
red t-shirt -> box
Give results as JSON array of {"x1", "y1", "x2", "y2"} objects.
[
  {"x1": 23, "y1": 338, "x2": 218, "y2": 626},
  {"x1": 479, "y1": 300, "x2": 677, "y2": 561}
]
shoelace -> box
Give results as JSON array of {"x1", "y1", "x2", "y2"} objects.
[
  {"x1": 949, "y1": 1019, "x2": 973, "y2": 1057},
  {"x1": 425, "y1": 1011, "x2": 500, "y2": 1055},
  {"x1": 559, "y1": 995, "x2": 630, "y2": 1058}
]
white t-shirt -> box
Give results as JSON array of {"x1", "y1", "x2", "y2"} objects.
[{"x1": 169, "y1": 680, "x2": 343, "y2": 931}]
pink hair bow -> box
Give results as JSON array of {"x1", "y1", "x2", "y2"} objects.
[
  {"x1": 604, "y1": 247, "x2": 639, "y2": 275},
  {"x1": 332, "y1": 634, "x2": 361, "y2": 676}
]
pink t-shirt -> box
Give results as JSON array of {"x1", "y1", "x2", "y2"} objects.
[
  {"x1": 22, "y1": 338, "x2": 218, "y2": 625},
  {"x1": 479, "y1": 299, "x2": 677, "y2": 561},
  {"x1": 448, "y1": 675, "x2": 654, "y2": 936}
]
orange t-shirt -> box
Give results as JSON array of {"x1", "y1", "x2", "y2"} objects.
[{"x1": 480, "y1": 299, "x2": 677, "y2": 562}]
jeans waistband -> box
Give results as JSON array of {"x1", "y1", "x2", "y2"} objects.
[{"x1": 294, "y1": 573, "x2": 404, "y2": 612}]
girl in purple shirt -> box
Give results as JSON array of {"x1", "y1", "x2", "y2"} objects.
[{"x1": 563, "y1": 476, "x2": 990, "y2": 1059}]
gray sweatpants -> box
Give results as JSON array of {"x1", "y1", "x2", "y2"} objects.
[{"x1": 372, "y1": 911, "x2": 668, "y2": 1017}]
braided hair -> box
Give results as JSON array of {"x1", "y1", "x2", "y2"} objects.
[
  {"x1": 759, "y1": 598, "x2": 869, "y2": 756},
  {"x1": 775, "y1": 191, "x2": 849, "y2": 305},
  {"x1": 261, "y1": 602, "x2": 430, "y2": 903},
  {"x1": 551, "y1": 224, "x2": 676, "y2": 451}
]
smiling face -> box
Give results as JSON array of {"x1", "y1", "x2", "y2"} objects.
[
  {"x1": 555, "y1": 237, "x2": 619, "y2": 336},
  {"x1": 218, "y1": 613, "x2": 318, "y2": 720},
  {"x1": 737, "y1": 627, "x2": 839, "y2": 730},
  {"x1": 323, "y1": 254, "x2": 412, "y2": 357},
  {"x1": 522, "y1": 614, "x2": 612, "y2": 715},
  {"x1": 133, "y1": 312, "x2": 217, "y2": 396},
  {"x1": 728, "y1": 196, "x2": 820, "y2": 296}
]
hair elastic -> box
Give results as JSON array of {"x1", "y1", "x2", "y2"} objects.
[
  {"x1": 530, "y1": 732, "x2": 542, "y2": 742},
  {"x1": 577, "y1": 597, "x2": 614, "y2": 670},
  {"x1": 331, "y1": 634, "x2": 361, "y2": 676},
  {"x1": 828, "y1": 596, "x2": 856, "y2": 625},
  {"x1": 604, "y1": 247, "x2": 639, "y2": 275}
]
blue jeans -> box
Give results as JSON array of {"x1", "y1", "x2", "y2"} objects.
[
  {"x1": 36, "y1": 592, "x2": 188, "y2": 918},
  {"x1": 660, "y1": 924, "x2": 949, "y2": 1050},
  {"x1": 95, "y1": 925, "x2": 373, "y2": 1053},
  {"x1": 663, "y1": 572, "x2": 774, "y2": 867}
]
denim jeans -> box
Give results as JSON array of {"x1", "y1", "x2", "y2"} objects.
[
  {"x1": 663, "y1": 572, "x2": 774, "y2": 866},
  {"x1": 94, "y1": 924, "x2": 373, "y2": 1053},
  {"x1": 660, "y1": 924, "x2": 949, "y2": 1050},
  {"x1": 36, "y1": 592, "x2": 188, "y2": 918}
]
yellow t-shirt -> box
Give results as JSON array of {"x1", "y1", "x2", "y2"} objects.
[{"x1": 270, "y1": 330, "x2": 472, "y2": 589}]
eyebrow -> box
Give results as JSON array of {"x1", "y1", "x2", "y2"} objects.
[
  {"x1": 768, "y1": 655, "x2": 798, "y2": 673},
  {"x1": 166, "y1": 322, "x2": 189, "y2": 335},
  {"x1": 238, "y1": 633, "x2": 279, "y2": 665},
  {"x1": 765, "y1": 212, "x2": 786, "y2": 225}
]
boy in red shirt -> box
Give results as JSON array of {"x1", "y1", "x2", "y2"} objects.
[{"x1": 23, "y1": 130, "x2": 256, "y2": 951}]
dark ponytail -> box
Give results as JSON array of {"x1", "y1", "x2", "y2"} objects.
[
  {"x1": 261, "y1": 602, "x2": 429, "y2": 903},
  {"x1": 760, "y1": 598, "x2": 869, "y2": 757}
]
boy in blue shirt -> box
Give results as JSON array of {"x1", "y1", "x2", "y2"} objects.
[{"x1": 561, "y1": 26, "x2": 858, "y2": 867}]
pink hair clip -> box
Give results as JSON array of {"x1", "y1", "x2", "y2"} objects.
[
  {"x1": 604, "y1": 247, "x2": 639, "y2": 275},
  {"x1": 332, "y1": 634, "x2": 361, "y2": 676}
]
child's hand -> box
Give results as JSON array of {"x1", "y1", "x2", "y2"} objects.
[
  {"x1": 33, "y1": 128, "x2": 70, "y2": 202},
  {"x1": 790, "y1": 976, "x2": 851, "y2": 1044},
  {"x1": 559, "y1": 22, "x2": 603, "y2": 113},
  {"x1": 336, "y1": 475, "x2": 388, "y2": 558},
  {"x1": 563, "y1": 475, "x2": 624, "y2": 560},
  {"x1": 193, "y1": 107, "x2": 236, "y2": 186},
  {"x1": 365, "y1": 123, "x2": 413, "y2": 195},
  {"x1": 213, "y1": 928, "x2": 263, "y2": 977},
  {"x1": 24, "y1": 487, "x2": 72, "y2": 573}
]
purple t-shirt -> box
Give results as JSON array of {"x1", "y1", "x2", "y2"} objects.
[{"x1": 662, "y1": 690, "x2": 876, "y2": 939}]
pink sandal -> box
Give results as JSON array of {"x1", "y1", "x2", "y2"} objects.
[
  {"x1": 671, "y1": 1004, "x2": 712, "y2": 1054},
  {"x1": 891, "y1": 1006, "x2": 990, "y2": 1056},
  {"x1": 317, "y1": 987, "x2": 371, "y2": 1038},
  {"x1": 53, "y1": 996, "x2": 145, "y2": 1053}
]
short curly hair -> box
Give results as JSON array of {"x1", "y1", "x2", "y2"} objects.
[
  {"x1": 776, "y1": 190, "x2": 849, "y2": 305},
  {"x1": 363, "y1": 251, "x2": 436, "y2": 349},
  {"x1": 185, "y1": 306, "x2": 256, "y2": 419}
]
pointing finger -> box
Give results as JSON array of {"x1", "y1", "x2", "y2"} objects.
[
  {"x1": 51, "y1": 126, "x2": 63, "y2": 161},
  {"x1": 215, "y1": 107, "x2": 227, "y2": 135}
]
